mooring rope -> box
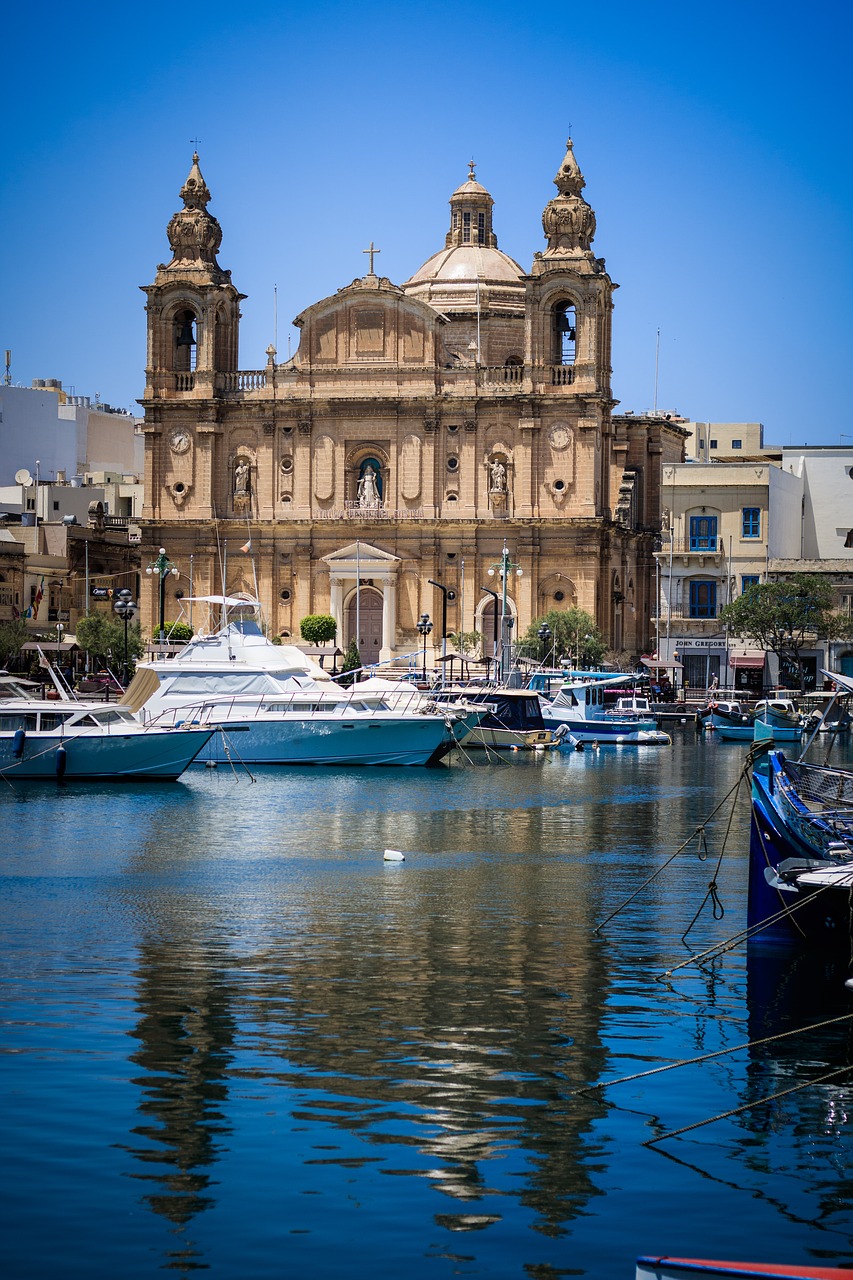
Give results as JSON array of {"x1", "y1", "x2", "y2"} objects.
[{"x1": 594, "y1": 753, "x2": 755, "y2": 937}]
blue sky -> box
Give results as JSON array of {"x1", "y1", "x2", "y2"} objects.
[{"x1": 2, "y1": 0, "x2": 850, "y2": 445}]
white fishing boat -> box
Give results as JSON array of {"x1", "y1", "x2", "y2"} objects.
[
  {"x1": 540, "y1": 675, "x2": 670, "y2": 745},
  {"x1": 125, "y1": 600, "x2": 475, "y2": 766},
  {"x1": 0, "y1": 678, "x2": 214, "y2": 781}
]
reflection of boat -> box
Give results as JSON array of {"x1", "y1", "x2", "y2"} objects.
[
  {"x1": 637, "y1": 1256, "x2": 853, "y2": 1279},
  {"x1": 0, "y1": 693, "x2": 214, "y2": 780},
  {"x1": 749, "y1": 744, "x2": 853, "y2": 945},
  {"x1": 431, "y1": 686, "x2": 555, "y2": 749},
  {"x1": 541, "y1": 676, "x2": 670, "y2": 745},
  {"x1": 128, "y1": 609, "x2": 470, "y2": 766}
]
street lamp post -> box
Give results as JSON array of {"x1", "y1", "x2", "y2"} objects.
[
  {"x1": 427, "y1": 579, "x2": 449, "y2": 664},
  {"x1": 537, "y1": 623, "x2": 552, "y2": 665},
  {"x1": 113, "y1": 588, "x2": 138, "y2": 687},
  {"x1": 487, "y1": 543, "x2": 523, "y2": 680},
  {"x1": 417, "y1": 613, "x2": 433, "y2": 684},
  {"x1": 146, "y1": 547, "x2": 179, "y2": 648}
]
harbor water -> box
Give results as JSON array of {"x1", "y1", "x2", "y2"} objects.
[{"x1": 2, "y1": 729, "x2": 852, "y2": 1277}]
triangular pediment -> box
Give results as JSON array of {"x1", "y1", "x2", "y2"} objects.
[{"x1": 323, "y1": 542, "x2": 400, "y2": 566}]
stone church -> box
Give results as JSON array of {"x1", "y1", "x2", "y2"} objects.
[{"x1": 139, "y1": 141, "x2": 685, "y2": 666}]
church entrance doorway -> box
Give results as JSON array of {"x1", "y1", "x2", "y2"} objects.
[{"x1": 347, "y1": 588, "x2": 383, "y2": 665}]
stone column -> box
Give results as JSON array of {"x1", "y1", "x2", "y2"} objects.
[{"x1": 381, "y1": 576, "x2": 397, "y2": 661}]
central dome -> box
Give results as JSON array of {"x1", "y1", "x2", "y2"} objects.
[{"x1": 403, "y1": 167, "x2": 526, "y2": 316}]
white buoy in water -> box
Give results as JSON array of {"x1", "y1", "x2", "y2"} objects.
[{"x1": 384, "y1": 848, "x2": 405, "y2": 861}]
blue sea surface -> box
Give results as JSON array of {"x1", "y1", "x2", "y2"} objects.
[{"x1": 1, "y1": 730, "x2": 852, "y2": 1277}]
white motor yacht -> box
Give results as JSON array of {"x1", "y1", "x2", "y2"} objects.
[
  {"x1": 124, "y1": 603, "x2": 476, "y2": 766},
  {"x1": 0, "y1": 675, "x2": 214, "y2": 780}
]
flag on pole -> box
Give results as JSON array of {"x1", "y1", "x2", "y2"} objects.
[
  {"x1": 240, "y1": 540, "x2": 252, "y2": 554},
  {"x1": 26, "y1": 576, "x2": 45, "y2": 620}
]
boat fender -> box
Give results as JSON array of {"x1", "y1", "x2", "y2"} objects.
[
  {"x1": 55, "y1": 744, "x2": 67, "y2": 779},
  {"x1": 12, "y1": 728, "x2": 26, "y2": 758}
]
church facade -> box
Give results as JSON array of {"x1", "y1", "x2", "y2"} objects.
[{"x1": 138, "y1": 142, "x2": 685, "y2": 666}]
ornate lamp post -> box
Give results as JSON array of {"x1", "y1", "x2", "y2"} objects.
[
  {"x1": 146, "y1": 547, "x2": 179, "y2": 648},
  {"x1": 417, "y1": 613, "x2": 433, "y2": 683},
  {"x1": 488, "y1": 543, "x2": 523, "y2": 679},
  {"x1": 538, "y1": 623, "x2": 552, "y2": 665},
  {"x1": 113, "y1": 589, "x2": 138, "y2": 687}
]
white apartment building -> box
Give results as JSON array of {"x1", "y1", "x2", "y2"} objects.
[
  {"x1": 0, "y1": 380, "x2": 143, "y2": 487},
  {"x1": 654, "y1": 461, "x2": 802, "y2": 692}
]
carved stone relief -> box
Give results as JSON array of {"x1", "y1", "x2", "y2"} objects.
[
  {"x1": 313, "y1": 435, "x2": 335, "y2": 502},
  {"x1": 400, "y1": 434, "x2": 422, "y2": 500}
]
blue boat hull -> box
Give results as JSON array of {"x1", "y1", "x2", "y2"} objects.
[{"x1": 749, "y1": 756, "x2": 853, "y2": 945}]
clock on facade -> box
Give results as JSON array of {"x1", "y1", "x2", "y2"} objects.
[
  {"x1": 169, "y1": 429, "x2": 191, "y2": 454},
  {"x1": 548, "y1": 424, "x2": 570, "y2": 451}
]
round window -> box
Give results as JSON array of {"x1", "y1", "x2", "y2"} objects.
[
  {"x1": 446, "y1": 492, "x2": 458, "y2": 502},
  {"x1": 553, "y1": 479, "x2": 565, "y2": 492},
  {"x1": 447, "y1": 423, "x2": 460, "y2": 433},
  {"x1": 173, "y1": 482, "x2": 185, "y2": 494},
  {"x1": 447, "y1": 456, "x2": 459, "y2": 472},
  {"x1": 280, "y1": 457, "x2": 294, "y2": 474},
  {"x1": 280, "y1": 589, "x2": 291, "y2": 602},
  {"x1": 446, "y1": 551, "x2": 457, "y2": 560},
  {"x1": 554, "y1": 590, "x2": 565, "y2": 602}
]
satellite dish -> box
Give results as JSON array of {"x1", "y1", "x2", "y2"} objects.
[{"x1": 14, "y1": 469, "x2": 33, "y2": 486}]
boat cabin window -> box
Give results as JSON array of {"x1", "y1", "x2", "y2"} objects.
[
  {"x1": 0, "y1": 712, "x2": 39, "y2": 731},
  {"x1": 89, "y1": 709, "x2": 136, "y2": 726},
  {"x1": 38, "y1": 712, "x2": 76, "y2": 731}
]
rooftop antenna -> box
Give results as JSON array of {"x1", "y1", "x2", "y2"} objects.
[{"x1": 4, "y1": 349, "x2": 10, "y2": 386}]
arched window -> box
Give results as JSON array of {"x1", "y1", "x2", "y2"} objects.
[
  {"x1": 554, "y1": 302, "x2": 577, "y2": 366},
  {"x1": 174, "y1": 309, "x2": 197, "y2": 372}
]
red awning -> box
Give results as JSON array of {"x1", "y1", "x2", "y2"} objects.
[{"x1": 729, "y1": 653, "x2": 765, "y2": 669}]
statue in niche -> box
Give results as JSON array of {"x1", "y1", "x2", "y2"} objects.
[
  {"x1": 490, "y1": 458, "x2": 507, "y2": 493},
  {"x1": 357, "y1": 465, "x2": 381, "y2": 509},
  {"x1": 234, "y1": 458, "x2": 250, "y2": 497}
]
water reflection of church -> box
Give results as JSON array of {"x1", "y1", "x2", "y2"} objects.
[{"x1": 139, "y1": 143, "x2": 685, "y2": 662}]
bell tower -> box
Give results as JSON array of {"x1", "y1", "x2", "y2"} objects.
[
  {"x1": 526, "y1": 138, "x2": 615, "y2": 394},
  {"x1": 141, "y1": 153, "x2": 244, "y2": 398}
]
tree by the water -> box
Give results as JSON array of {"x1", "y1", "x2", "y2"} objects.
[
  {"x1": 516, "y1": 607, "x2": 606, "y2": 667},
  {"x1": 719, "y1": 574, "x2": 853, "y2": 692}
]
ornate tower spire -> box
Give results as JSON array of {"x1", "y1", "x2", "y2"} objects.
[
  {"x1": 540, "y1": 138, "x2": 597, "y2": 258},
  {"x1": 163, "y1": 152, "x2": 227, "y2": 278}
]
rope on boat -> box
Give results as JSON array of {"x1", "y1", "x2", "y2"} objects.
[
  {"x1": 643, "y1": 1063, "x2": 853, "y2": 1146},
  {"x1": 574, "y1": 1010, "x2": 853, "y2": 1096},
  {"x1": 217, "y1": 728, "x2": 256, "y2": 781},
  {"x1": 594, "y1": 755, "x2": 755, "y2": 938}
]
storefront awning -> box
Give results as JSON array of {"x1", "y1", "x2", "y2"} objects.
[
  {"x1": 729, "y1": 651, "x2": 765, "y2": 669},
  {"x1": 641, "y1": 657, "x2": 684, "y2": 671}
]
